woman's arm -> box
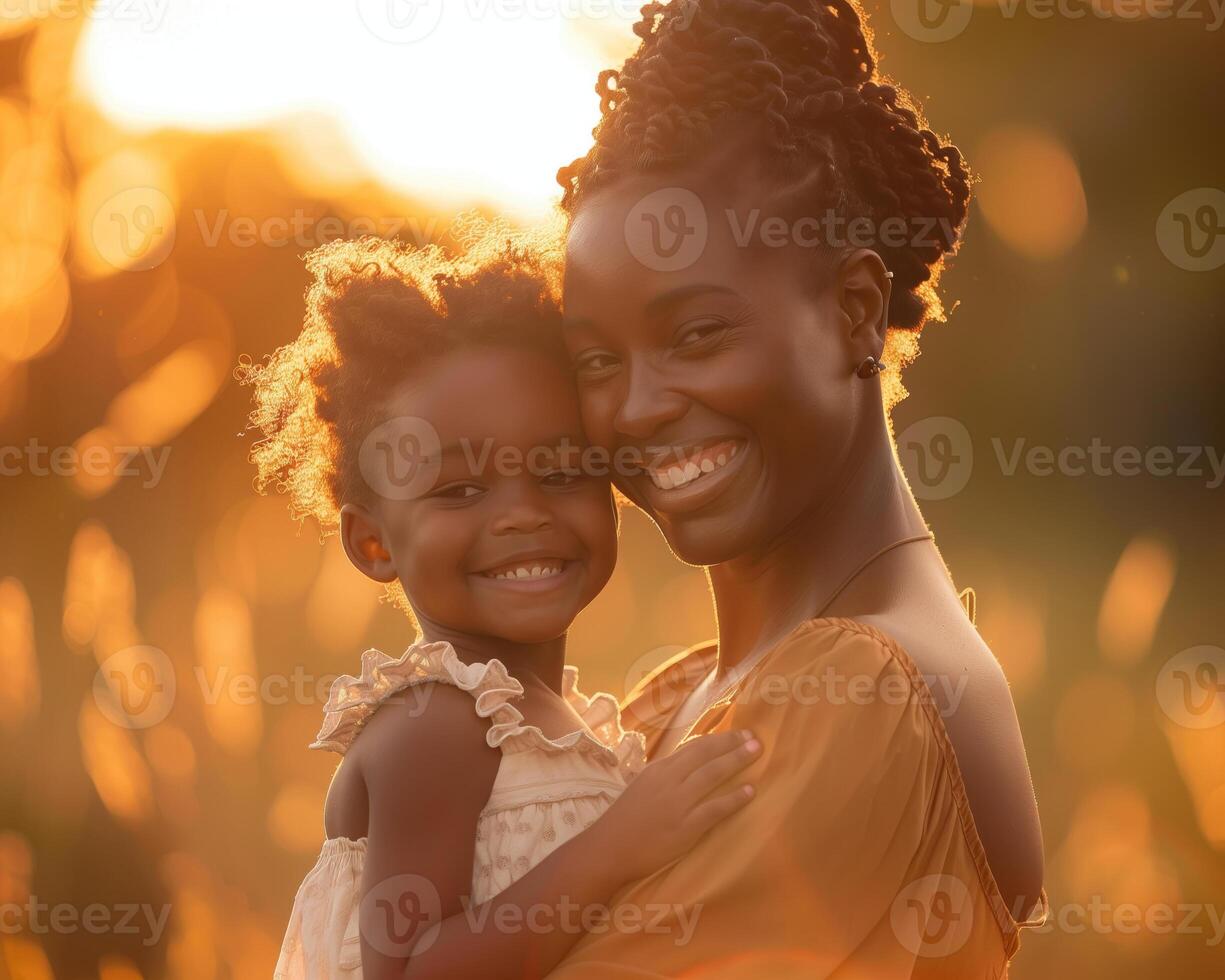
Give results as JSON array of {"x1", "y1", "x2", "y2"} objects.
[{"x1": 353, "y1": 684, "x2": 760, "y2": 980}]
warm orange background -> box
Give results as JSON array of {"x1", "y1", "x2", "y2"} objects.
[{"x1": 1, "y1": 2, "x2": 1223, "y2": 977}]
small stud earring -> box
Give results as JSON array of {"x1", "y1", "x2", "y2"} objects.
[
  {"x1": 855, "y1": 356, "x2": 886, "y2": 378},
  {"x1": 884, "y1": 271, "x2": 894, "y2": 279}
]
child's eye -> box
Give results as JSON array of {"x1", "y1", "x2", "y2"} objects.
[
  {"x1": 433, "y1": 483, "x2": 485, "y2": 500},
  {"x1": 540, "y1": 470, "x2": 581, "y2": 488}
]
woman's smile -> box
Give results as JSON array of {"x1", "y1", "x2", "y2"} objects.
[{"x1": 633, "y1": 436, "x2": 754, "y2": 516}]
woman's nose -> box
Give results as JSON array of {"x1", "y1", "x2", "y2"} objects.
[{"x1": 614, "y1": 360, "x2": 688, "y2": 440}]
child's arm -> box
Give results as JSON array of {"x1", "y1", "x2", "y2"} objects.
[{"x1": 352, "y1": 685, "x2": 759, "y2": 980}]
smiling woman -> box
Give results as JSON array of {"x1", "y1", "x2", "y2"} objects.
[{"x1": 548, "y1": 0, "x2": 1046, "y2": 976}]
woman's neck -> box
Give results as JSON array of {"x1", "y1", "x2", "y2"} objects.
[
  {"x1": 707, "y1": 419, "x2": 930, "y2": 675},
  {"x1": 413, "y1": 619, "x2": 568, "y2": 694}
]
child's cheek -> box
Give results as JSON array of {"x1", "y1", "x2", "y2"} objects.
[
  {"x1": 396, "y1": 519, "x2": 475, "y2": 623},
  {"x1": 575, "y1": 493, "x2": 620, "y2": 600}
]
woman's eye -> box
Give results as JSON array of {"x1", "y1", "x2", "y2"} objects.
[
  {"x1": 676, "y1": 320, "x2": 726, "y2": 349},
  {"x1": 574, "y1": 350, "x2": 620, "y2": 376}
]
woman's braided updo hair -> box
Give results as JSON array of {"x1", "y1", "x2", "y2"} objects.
[{"x1": 557, "y1": 0, "x2": 972, "y2": 345}]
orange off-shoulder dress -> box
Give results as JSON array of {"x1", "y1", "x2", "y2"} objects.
[{"x1": 548, "y1": 617, "x2": 1047, "y2": 979}]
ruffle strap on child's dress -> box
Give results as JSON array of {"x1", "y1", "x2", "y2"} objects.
[
  {"x1": 310, "y1": 641, "x2": 646, "y2": 779},
  {"x1": 486, "y1": 665, "x2": 646, "y2": 778},
  {"x1": 310, "y1": 640, "x2": 526, "y2": 755}
]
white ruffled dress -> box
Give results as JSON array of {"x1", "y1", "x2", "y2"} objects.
[{"x1": 274, "y1": 640, "x2": 646, "y2": 978}]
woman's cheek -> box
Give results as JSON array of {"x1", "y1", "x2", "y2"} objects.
[{"x1": 578, "y1": 387, "x2": 622, "y2": 453}]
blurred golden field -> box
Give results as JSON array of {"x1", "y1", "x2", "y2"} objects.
[{"x1": 1, "y1": 1, "x2": 1223, "y2": 977}]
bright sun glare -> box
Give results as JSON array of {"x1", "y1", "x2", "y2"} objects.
[{"x1": 74, "y1": 0, "x2": 637, "y2": 217}]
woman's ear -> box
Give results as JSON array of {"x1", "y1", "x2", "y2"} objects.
[
  {"x1": 836, "y1": 248, "x2": 892, "y2": 362},
  {"x1": 340, "y1": 503, "x2": 398, "y2": 583}
]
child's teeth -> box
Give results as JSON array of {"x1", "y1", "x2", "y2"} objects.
[
  {"x1": 490, "y1": 562, "x2": 563, "y2": 580},
  {"x1": 716, "y1": 453, "x2": 727, "y2": 466},
  {"x1": 700, "y1": 459, "x2": 715, "y2": 473}
]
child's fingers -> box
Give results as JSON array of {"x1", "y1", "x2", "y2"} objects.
[
  {"x1": 682, "y1": 735, "x2": 761, "y2": 796},
  {"x1": 685, "y1": 783, "x2": 755, "y2": 833},
  {"x1": 668, "y1": 729, "x2": 754, "y2": 776}
]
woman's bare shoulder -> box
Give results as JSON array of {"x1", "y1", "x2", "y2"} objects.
[{"x1": 855, "y1": 606, "x2": 1046, "y2": 921}]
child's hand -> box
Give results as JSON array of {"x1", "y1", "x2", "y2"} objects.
[{"x1": 594, "y1": 729, "x2": 761, "y2": 882}]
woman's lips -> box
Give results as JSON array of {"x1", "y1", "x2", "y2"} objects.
[
  {"x1": 645, "y1": 439, "x2": 741, "y2": 490},
  {"x1": 635, "y1": 437, "x2": 749, "y2": 515}
]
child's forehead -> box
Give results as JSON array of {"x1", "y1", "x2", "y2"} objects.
[{"x1": 378, "y1": 345, "x2": 586, "y2": 449}]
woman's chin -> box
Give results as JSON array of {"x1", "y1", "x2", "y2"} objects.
[{"x1": 654, "y1": 513, "x2": 750, "y2": 568}]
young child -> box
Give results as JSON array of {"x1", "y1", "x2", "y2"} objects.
[{"x1": 242, "y1": 227, "x2": 760, "y2": 979}]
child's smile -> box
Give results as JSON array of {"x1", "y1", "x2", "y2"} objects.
[{"x1": 344, "y1": 343, "x2": 618, "y2": 646}]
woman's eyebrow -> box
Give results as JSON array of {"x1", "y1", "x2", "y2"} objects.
[
  {"x1": 643, "y1": 284, "x2": 739, "y2": 318},
  {"x1": 562, "y1": 284, "x2": 741, "y2": 331}
]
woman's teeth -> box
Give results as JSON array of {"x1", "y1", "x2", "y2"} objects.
[
  {"x1": 485, "y1": 562, "x2": 564, "y2": 581},
  {"x1": 648, "y1": 443, "x2": 739, "y2": 491}
]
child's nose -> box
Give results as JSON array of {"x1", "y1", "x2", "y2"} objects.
[
  {"x1": 490, "y1": 487, "x2": 553, "y2": 535},
  {"x1": 491, "y1": 506, "x2": 553, "y2": 534}
]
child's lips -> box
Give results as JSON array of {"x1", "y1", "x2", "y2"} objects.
[
  {"x1": 472, "y1": 559, "x2": 579, "y2": 592},
  {"x1": 478, "y1": 556, "x2": 567, "y2": 581}
]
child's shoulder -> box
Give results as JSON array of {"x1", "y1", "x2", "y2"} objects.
[
  {"x1": 350, "y1": 680, "x2": 498, "y2": 767},
  {"x1": 325, "y1": 681, "x2": 502, "y2": 840}
]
